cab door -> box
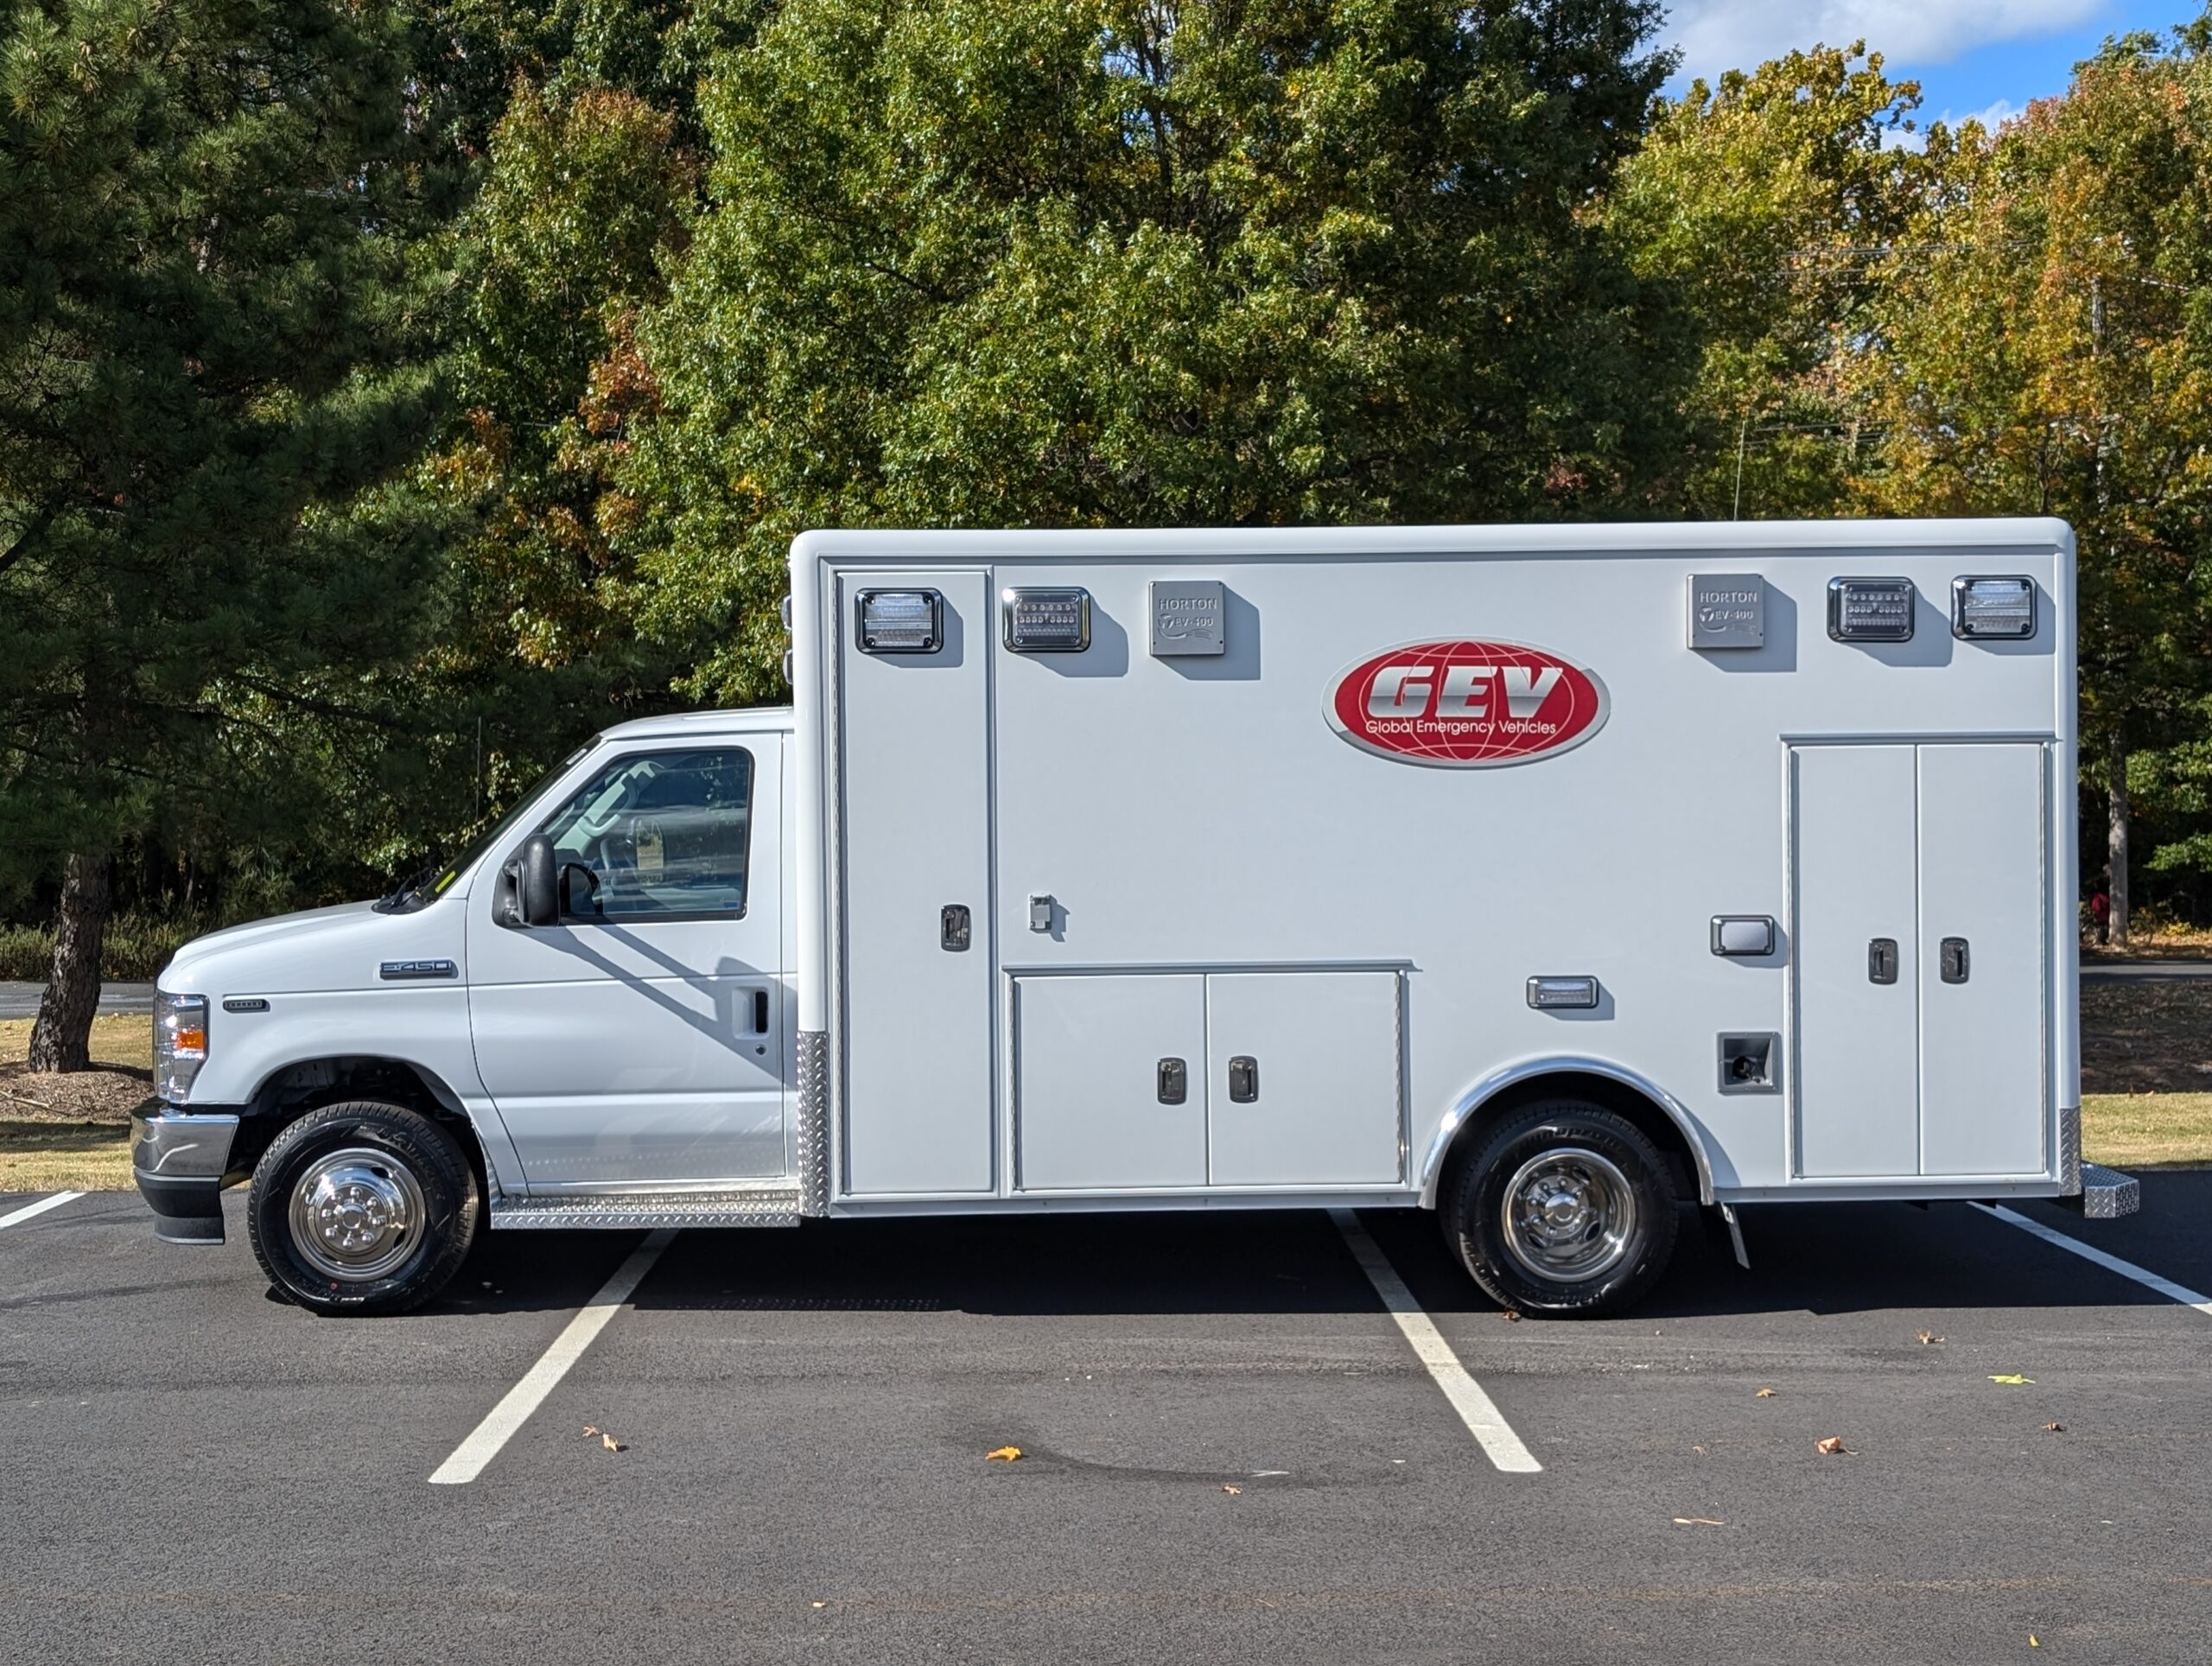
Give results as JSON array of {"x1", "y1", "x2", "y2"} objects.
[{"x1": 467, "y1": 739, "x2": 785, "y2": 1189}]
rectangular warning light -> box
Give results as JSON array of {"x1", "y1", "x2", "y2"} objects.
[
  {"x1": 1827, "y1": 577, "x2": 1916, "y2": 642},
  {"x1": 1952, "y1": 575, "x2": 2037, "y2": 639},
  {"x1": 855, "y1": 589, "x2": 942, "y2": 653},
  {"x1": 1002, "y1": 588, "x2": 1090, "y2": 652},
  {"x1": 1526, "y1": 976, "x2": 1600, "y2": 1010}
]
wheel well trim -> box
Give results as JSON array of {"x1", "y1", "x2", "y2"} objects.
[
  {"x1": 1417, "y1": 1056, "x2": 1716, "y2": 1208},
  {"x1": 246, "y1": 1053, "x2": 469, "y2": 1117}
]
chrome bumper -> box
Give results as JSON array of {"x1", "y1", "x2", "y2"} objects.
[
  {"x1": 131, "y1": 1109, "x2": 241, "y2": 1245},
  {"x1": 130, "y1": 1109, "x2": 241, "y2": 1181}
]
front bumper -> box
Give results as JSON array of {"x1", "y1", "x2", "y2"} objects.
[{"x1": 131, "y1": 1108, "x2": 242, "y2": 1244}]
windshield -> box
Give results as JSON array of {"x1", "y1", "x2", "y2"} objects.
[{"x1": 374, "y1": 744, "x2": 591, "y2": 912}]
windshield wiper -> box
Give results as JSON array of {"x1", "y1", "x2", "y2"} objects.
[{"x1": 372, "y1": 862, "x2": 442, "y2": 914}]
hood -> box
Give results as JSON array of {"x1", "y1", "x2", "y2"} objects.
[{"x1": 161, "y1": 899, "x2": 464, "y2": 997}]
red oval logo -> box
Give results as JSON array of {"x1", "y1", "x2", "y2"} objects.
[{"x1": 1326, "y1": 639, "x2": 1610, "y2": 767}]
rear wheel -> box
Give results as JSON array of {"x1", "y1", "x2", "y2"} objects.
[
  {"x1": 247, "y1": 1102, "x2": 480, "y2": 1316},
  {"x1": 1444, "y1": 1100, "x2": 1678, "y2": 1318}
]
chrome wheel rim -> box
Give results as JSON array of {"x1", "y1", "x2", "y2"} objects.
[
  {"x1": 1500, "y1": 1147, "x2": 1637, "y2": 1284},
  {"x1": 289, "y1": 1147, "x2": 426, "y2": 1282}
]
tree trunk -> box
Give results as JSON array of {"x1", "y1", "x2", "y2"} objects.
[
  {"x1": 2107, "y1": 734, "x2": 2131, "y2": 948},
  {"x1": 27, "y1": 854, "x2": 111, "y2": 1073}
]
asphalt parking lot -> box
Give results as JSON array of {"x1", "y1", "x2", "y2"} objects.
[{"x1": 3, "y1": 1183, "x2": 2209, "y2": 1664}]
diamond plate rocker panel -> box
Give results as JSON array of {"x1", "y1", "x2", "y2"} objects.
[
  {"x1": 797, "y1": 1028, "x2": 830, "y2": 1216},
  {"x1": 2059, "y1": 1103, "x2": 2082, "y2": 1193},
  {"x1": 489, "y1": 1185, "x2": 803, "y2": 1230}
]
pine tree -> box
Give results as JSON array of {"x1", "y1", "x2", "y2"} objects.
[{"x1": 0, "y1": 1, "x2": 455, "y2": 1068}]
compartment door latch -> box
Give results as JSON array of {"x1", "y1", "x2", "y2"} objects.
[{"x1": 1227, "y1": 1056, "x2": 1259, "y2": 1104}]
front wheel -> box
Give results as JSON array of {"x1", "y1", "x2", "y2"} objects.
[
  {"x1": 1444, "y1": 1101, "x2": 1679, "y2": 1318},
  {"x1": 247, "y1": 1102, "x2": 480, "y2": 1316}
]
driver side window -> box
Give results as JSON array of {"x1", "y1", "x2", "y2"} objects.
[{"x1": 537, "y1": 747, "x2": 753, "y2": 921}]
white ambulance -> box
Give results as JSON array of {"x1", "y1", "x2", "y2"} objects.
[{"x1": 133, "y1": 520, "x2": 2130, "y2": 1317}]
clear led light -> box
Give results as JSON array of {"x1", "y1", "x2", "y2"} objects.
[
  {"x1": 1526, "y1": 976, "x2": 1599, "y2": 1010},
  {"x1": 855, "y1": 589, "x2": 942, "y2": 653},
  {"x1": 1002, "y1": 588, "x2": 1091, "y2": 652},
  {"x1": 1827, "y1": 577, "x2": 1916, "y2": 642},
  {"x1": 1952, "y1": 575, "x2": 2037, "y2": 639}
]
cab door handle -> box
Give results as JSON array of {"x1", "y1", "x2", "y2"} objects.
[
  {"x1": 753, "y1": 989, "x2": 770, "y2": 1033},
  {"x1": 1940, "y1": 938, "x2": 1970, "y2": 984}
]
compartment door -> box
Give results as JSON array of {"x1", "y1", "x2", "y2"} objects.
[
  {"x1": 1014, "y1": 975, "x2": 1206, "y2": 1191},
  {"x1": 839, "y1": 570, "x2": 994, "y2": 1194},
  {"x1": 1793, "y1": 746, "x2": 1920, "y2": 1179},
  {"x1": 1918, "y1": 744, "x2": 2047, "y2": 1176},
  {"x1": 1207, "y1": 972, "x2": 1402, "y2": 1186}
]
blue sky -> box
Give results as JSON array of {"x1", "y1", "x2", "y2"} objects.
[{"x1": 1662, "y1": 2, "x2": 2203, "y2": 128}]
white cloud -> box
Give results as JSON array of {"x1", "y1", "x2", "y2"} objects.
[
  {"x1": 1664, "y1": 1, "x2": 2104, "y2": 84},
  {"x1": 1951, "y1": 97, "x2": 2024, "y2": 128}
]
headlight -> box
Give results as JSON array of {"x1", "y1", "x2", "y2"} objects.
[{"x1": 154, "y1": 993, "x2": 209, "y2": 1103}]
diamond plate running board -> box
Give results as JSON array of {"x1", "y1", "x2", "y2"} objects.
[{"x1": 490, "y1": 1185, "x2": 804, "y2": 1230}]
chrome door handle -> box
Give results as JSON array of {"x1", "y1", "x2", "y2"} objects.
[{"x1": 1227, "y1": 1056, "x2": 1258, "y2": 1104}]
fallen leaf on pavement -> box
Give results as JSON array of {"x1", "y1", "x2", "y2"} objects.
[
  {"x1": 1988, "y1": 1374, "x2": 2035, "y2": 1385},
  {"x1": 1755, "y1": 1388, "x2": 1777, "y2": 1398},
  {"x1": 1815, "y1": 1437, "x2": 1850, "y2": 1455},
  {"x1": 601, "y1": 1433, "x2": 625, "y2": 1452},
  {"x1": 1502, "y1": 1310, "x2": 1522, "y2": 1322},
  {"x1": 1916, "y1": 1331, "x2": 1944, "y2": 1345},
  {"x1": 2030, "y1": 1636, "x2": 2040, "y2": 1648},
  {"x1": 985, "y1": 1446, "x2": 1023, "y2": 1462},
  {"x1": 811, "y1": 1602, "x2": 827, "y2": 1610},
  {"x1": 1673, "y1": 1517, "x2": 1725, "y2": 1526},
  {"x1": 2044, "y1": 1421, "x2": 2065, "y2": 1433},
  {"x1": 1222, "y1": 1485, "x2": 1242, "y2": 1495},
  {"x1": 582, "y1": 1426, "x2": 599, "y2": 1438}
]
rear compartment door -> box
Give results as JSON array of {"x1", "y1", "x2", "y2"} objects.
[
  {"x1": 1917, "y1": 743, "x2": 2046, "y2": 1176},
  {"x1": 1794, "y1": 744, "x2": 1921, "y2": 1178},
  {"x1": 1791, "y1": 741, "x2": 2048, "y2": 1180}
]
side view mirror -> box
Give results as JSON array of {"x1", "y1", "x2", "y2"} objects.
[
  {"x1": 560, "y1": 862, "x2": 600, "y2": 919},
  {"x1": 514, "y1": 834, "x2": 559, "y2": 927}
]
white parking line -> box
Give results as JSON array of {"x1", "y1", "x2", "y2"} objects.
[
  {"x1": 0, "y1": 1192, "x2": 83, "y2": 1230},
  {"x1": 1329, "y1": 1209, "x2": 1541, "y2": 1473},
  {"x1": 1974, "y1": 1203, "x2": 2212, "y2": 1318},
  {"x1": 429, "y1": 1229, "x2": 677, "y2": 1485}
]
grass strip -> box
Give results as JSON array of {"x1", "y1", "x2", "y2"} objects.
[
  {"x1": 2082, "y1": 1091, "x2": 2212, "y2": 1170},
  {"x1": 0, "y1": 1120, "x2": 133, "y2": 1192}
]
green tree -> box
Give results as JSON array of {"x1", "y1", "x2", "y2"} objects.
[
  {"x1": 0, "y1": 0, "x2": 455, "y2": 1066},
  {"x1": 1602, "y1": 41, "x2": 1925, "y2": 519},
  {"x1": 1848, "y1": 16, "x2": 2212, "y2": 941},
  {"x1": 625, "y1": 0, "x2": 1681, "y2": 702}
]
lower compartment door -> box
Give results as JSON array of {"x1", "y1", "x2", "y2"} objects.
[
  {"x1": 1206, "y1": 972, "x2": 1402, "y2": 1186},
  {"x1": 1014, "y1": 975, "x2": 1207, "y2": 1190}
]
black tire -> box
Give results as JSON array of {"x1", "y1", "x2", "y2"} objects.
[
  {"x1": 1443, "y1": 1100, "x2": 1679, "y2": 1319},
  {"x1": 247, "y1": 1102, "x2": 480, "y2": 1316}
]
